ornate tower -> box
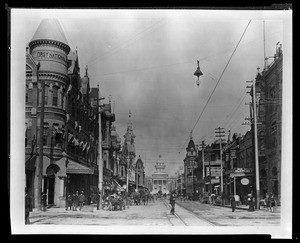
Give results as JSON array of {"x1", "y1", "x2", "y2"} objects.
[
  {"x1": 123, "y1": 111, "x2": 136, "y2": 181},
  {"x1": 26, "y1": 19, "x2": 71, "y2": 208}
]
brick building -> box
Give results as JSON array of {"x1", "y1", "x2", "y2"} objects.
[{"x1": 25, "y1": 19, "x2": 99, "y2": 208}]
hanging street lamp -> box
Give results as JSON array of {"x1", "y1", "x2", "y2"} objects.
[{"x1": 194, "y1": 60, "x2": 203, "y2": 87}]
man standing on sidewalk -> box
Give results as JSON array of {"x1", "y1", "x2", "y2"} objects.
[
  {"x1": 230, "y1": 193, "x2": 236, "y2": 212},
  {"x1": 25, "y1": 188, "x2": 32, "y2": 224},
  {"x1": 78, "y1": 191, "x2": 86, "y2": 211},
  {"x1": 169, "y1": 192, "x2": 176, "y2": 215}
]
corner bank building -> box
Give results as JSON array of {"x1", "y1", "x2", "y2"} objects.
[{"x1": 25, "y1": 19, "x2": 99, "y2": 208}]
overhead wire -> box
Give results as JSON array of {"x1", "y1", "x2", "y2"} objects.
[
  {"x1": 179, "y1": 20, "x2": 252, "y2": 151},
  {"x1": 85, "y1": 18, "x2": 167, "y2": 67}
]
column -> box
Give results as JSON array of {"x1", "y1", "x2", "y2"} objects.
[{"x1": 57, "y1": 175, "x2": 66, "y2": 208}]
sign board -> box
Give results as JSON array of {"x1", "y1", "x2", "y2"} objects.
[
  {"x1": 206, "y1": 166, "x2": 221, "y2": 177},
  {"x1": 205, "y1": 178, "x2": 220, "y2": 184},
  {"x1": 241, "y1": 178, "x2": 250, "y2": 185}
]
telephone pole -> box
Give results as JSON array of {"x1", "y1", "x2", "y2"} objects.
[
  {"x1": 215, "y1": 127, "x2": 225, "y2": 194},
  {"x1": 247, "y1": 79, "x2": 260, "y2": 209},
  {"x1": 36, "y1": 62, "x2": 44, "y2": 211},
  {"x1": 96, "y1": 84, "x2": 105, "y2": 210},
  {"x1": 200, "y1": 141, "x2": 206, "y2": 194}
]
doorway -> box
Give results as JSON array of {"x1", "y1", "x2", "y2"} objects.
[{"x1": 44, "y1": 175, "x2": 55, "y2": 205}]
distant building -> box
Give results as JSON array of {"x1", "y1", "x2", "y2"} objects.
[
  {"x1": 147, "y1": 160, "x2": 173, "y2": 194},
  {"x1": 135, "y1": 155, "x2": 146, "y2": 190},
  {"x1": 183, "y1": 136, "x2": 197, "y2": 196}
]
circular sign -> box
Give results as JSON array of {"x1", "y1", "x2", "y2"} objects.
[{"x1": 241, "y1": 178, "x2": 250, "y2": 185}]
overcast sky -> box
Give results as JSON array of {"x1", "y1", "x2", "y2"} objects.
[{"x1": 12, "y1": 9, "x2": 290, "y2": 177}]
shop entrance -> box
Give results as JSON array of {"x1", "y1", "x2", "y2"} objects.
[
  {"x1": 44, "y1": 176, "x2": 55, "y2": 205},
  {"x1": 44, "y1": 164, "x2": 60, "y2": 205}
]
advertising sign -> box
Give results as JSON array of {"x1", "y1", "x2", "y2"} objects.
[
  {"x1": 241, "y1": 178, "x2": 250, "y2": 185},
  {"x1": 206, "y1": 166, "x2": 221, "y2": 177}
]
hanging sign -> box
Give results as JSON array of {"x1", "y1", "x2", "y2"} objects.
[{"x1": 241, "y1": 178, "x2": 250, "y2": 185}]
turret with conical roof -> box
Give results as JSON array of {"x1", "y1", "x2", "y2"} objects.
[{"x1": 29, "y1": 19, "x2": 70, "y2": 78}]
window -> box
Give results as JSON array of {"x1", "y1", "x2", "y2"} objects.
[
  {"x1": 259, "y1": 99, "x2": 265, "y2": 118},
  {"x1": 52, "y1": 87, "x2": 58, "y2": 106},
  {"x1": 44, "y1": 86, "x2": 49, "y2": 105},
  {"x1": 26, "y1": 85, "x2": 32, "y2": 105},
  {"x1": 42, "y1": 123, "x2": 49, "y2": 146},
  {"x1": 25, "y1": 86, "x2": 29, "y2": 103}
]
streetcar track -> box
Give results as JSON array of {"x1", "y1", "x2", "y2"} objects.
[
  {"x1": 174, "y1": 201, "x2": 217, "y2": 226},
  {"x1": 163, "y1": 199, "x2": 216, "y2": 226},
  {"x1": 162, "y1": 199, "x2": 188, "y2": 226}
]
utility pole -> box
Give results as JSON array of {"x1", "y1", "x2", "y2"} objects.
[
  {"x1": 215, "y1": 127, "x2": 225, "y2": 194},
  {"x1": 36, "y1": 62, "x2": 44, "y2": 211},
  {"x1": 209, "y1": 149, "x2": 212, "y2": 194},
  {"x1": 247, "y1": 79, "x2": 260, "y2": 209},
  {"x1": 96, "y1": 84, "x2": 105, "y2": 210},
  {"x1": 201, "y1": 141, "x2": 205, "y2": 194}
]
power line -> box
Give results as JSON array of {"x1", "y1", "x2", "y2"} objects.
[
  {"x1": 85, "y1": 19, "x2": 167, "y2": 67},
  {"x1": 180, "y1": 19, "x2": 252, "y2": 151}
]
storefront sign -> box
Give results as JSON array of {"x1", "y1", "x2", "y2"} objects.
[{"x1": 34, "y1": 51, "x2": 67, "y2": 62}]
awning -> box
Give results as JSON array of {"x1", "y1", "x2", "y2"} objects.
[
  {"x1": 66, "y1": 160, "x2": 94, "y2": 174},
  {"x1": 112, "y1": 179, "x2": 125, "y2": 191}
]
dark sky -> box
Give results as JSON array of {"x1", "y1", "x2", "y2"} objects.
[{"x1": 13, "y1": 9, "x2": 288, "y2": 176}]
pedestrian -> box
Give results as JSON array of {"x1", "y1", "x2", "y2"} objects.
[
  {"x1": 248, "y1": 194, "x2": 255, "y2": 212},
  {"x1": 41, "y1": 192, "x2": 47, "y2": 211},
  {"x1": 230, "y1": 194, "x2": 236, "y2": 212},
  {"x1": 96, "y1": 190, "x2": 101, "y2": 210},
  {"x1": 269, "y1": 193, "x2": 276, "y2": 212},
  {"x1": 169, "y1": 192, "x2": 176, "y2": 215},
  {"x1": 78, "y1": 191, "x2": 86, "y2": 210},
  {"x1": 66, "y1": 194, "x2": 73, "y2": 211},
  {"x1": 25, "y1": 188, "x2": 32, "y2": 224},
  {"x1": 265, "y1": 193, "x2": 270, "y2": 211},
  {"x1": 73, "y1": 191, "x2": 79, "y2": 211}
]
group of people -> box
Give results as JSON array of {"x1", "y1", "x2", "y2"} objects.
[
  {"x1": 263, "y1": 193, "x2": 276, "y2": 212},
  {"x1": 66, "y1": 191, "x2": 86, "y2": 211}
]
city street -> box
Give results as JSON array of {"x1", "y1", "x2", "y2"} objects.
[{"x1": 28, "y1": 198, "x2": 280, "y2": 227}]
